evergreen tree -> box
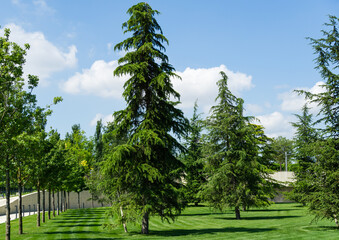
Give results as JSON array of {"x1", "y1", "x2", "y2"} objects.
[
  {"x1": 202, "y1": 71, "x2": 274, "y2": 219},
  {"x1": 102, "y1": 2, "x2": 188, "y2": 234},
  {"x1": 295, "y1": 15, "x2": 339, "y2": 227},
  {"x1": 289, "y1": 104, "x2": 318, "y2": 204},
  {"x1": 182, "y1": 101, "x2": 205, "y2": 206}
]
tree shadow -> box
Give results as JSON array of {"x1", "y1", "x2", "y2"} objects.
[
  {"x1": 55, "y1": 224, "x2": 102, "y2": 227},
  {"x1": 180, "y1": 212, "x2": 226, "y2": 217},
  {"x1": 215, "y1": 215, "x2": 301, "y2": 220},
  {"x1": 150, "y1": 226, "x2": 276, "y2": 237},
  {"x1": 248, "y1": 208, "x2": 300, "y2": 212},
  {"x1": 302, "y1": 225, "x2": 338, "y2": 231}
]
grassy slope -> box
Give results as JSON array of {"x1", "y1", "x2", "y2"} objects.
[{"x1": 0, "y1": 203, "x2": 337, "y2": 240}]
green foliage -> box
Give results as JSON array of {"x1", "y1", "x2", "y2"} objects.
[
  {"x1": 99, "y1": 2, "x2": 188, "y2": 233},
  {"x1": 181, "y1": 101, "x2": 206, "y2": 205},
  {"x1": 201, "y1": 72, "x2": 275, "y2": 219}
]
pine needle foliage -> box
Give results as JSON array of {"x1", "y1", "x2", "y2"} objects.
[
  {"x1": 202, "y1": 72, "x2": 274, "y2": 220},
  {"x1": 103, "y1": 2, "x2": 188, "y2": 234}
]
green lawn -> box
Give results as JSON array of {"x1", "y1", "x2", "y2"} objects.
[{"x1": 0, "y1": 203, "x2": 337, "y2": 239}]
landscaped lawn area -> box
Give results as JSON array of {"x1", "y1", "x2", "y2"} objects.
[{"x1": 0, "y1": 203, "x2": 337, "y2": 239}]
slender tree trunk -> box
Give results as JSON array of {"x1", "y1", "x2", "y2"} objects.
[
  {"x1": 5, "y1": 159, "x2": 11, "y2": 240},
  {"x1": 235, "y1": 207, "x2": 241, "y2": 220},
  {"x1": 18, "y1": 176, "x2": 23, "y2": 234},
  {"x1": 42, "y1": 189, "x2": 46, "y2": 223},
  {"x1": 77, "y1": 192, "x2": 80, "y2": 209},
  {"x1": 120, "y1": 206, "x2": 128, "y2": 233},
  {"x1": 64, "y1": 191, "x2": 67, "y2": 211},
  {"x1": 57, "y1": 191, "x2": 60, "y2": 215},
  {"x1": 141, "y1": 211, "x2": 149, "y2": 234},
  {"x1": 52, "y1": 190, "x2": 55, "y2": 217},
  {"x1": 334, "y1": 214, "x2": 338, "y2": 228},
  {"x1": 48, "y1": 188, "x2": 51, "y2": 220},
  {"x1": 68, "y1": 192, "x2": 70, "y2": 209},
  {"x1": 37, "y1": 183, "x2": 40, "y2": 227},
  {"x1": 60, "y1": 190, "x2": 63, "y2": 212},
  {"x1": 91, "y1": 193, "x2": 94, "y2": 208}
]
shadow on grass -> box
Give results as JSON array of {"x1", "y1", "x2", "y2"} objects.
[
  {"x1": 58, "y1": 238, "x2": 120, "y2": 240},
  {"x1": 55, "y1": 224, "x2": 102, "y2": 227},
  {"x1": 302, "y1": 226, "x2": 338, "y2": 231},
  {"x1": 150, "y1": 227, "x2": 276, "y2": 237},
  {"x1": 180, "y1": 212, "x2": 226, "y2": 217},
  {"x1": 215, "y1": 215, "x2": 301, "y2": 220},
  {"x1": 248, "y1": 208, "x2": 301, "y2": 212}
]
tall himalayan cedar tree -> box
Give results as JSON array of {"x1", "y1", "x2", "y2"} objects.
[
  {"x1": 106, "y1": 2, "x2": 188, "y2": 234},
  {"x1": 202, "y1": 72, "x2": 275, "y2": 220}
]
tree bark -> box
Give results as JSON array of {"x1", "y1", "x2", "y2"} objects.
[
  {"x1": 68, "y1": 192, "x2": 70, "y2": 209},
  {"x1": 42, "y1": 189, "x2": 45, "y2": 223},
  {"x1": 48, "y1": 188, "x2": 51, "y2": 219},
  {"x1": 52, "y1": 190, "x2": 55, "y2": 217},
  {"x1": 235, "y1": 206, "x2": 241, "y2": 220},
  {"x1": 120, "y1": 206, "x2": 128, "y2": 233},
  {"x1": 57, "y1": 191, "x2": 60, "y2": 215},
  {"x1": 37, "y1": 183, "x2": 40, "y2": 227},
  {"x1": 141, "y1": 211, "x2": 149, "y2": 234},
  {"x1": 78, "y1": 192, "x2": 80, "y2": 209},
  {"x1": 64, "y1": 191, "x2": 67, "y2": 211},
  {"x1": 5, "y1": 160, "x2": 10, "y2": 240},
  {"x1": 18, "y1": 175, "x2": 23, "y2": 234},
  {"x1": 334, "y1": 214, "x2": 338, "y2": 228},
  {"x1": 60, "y1": 190, "x2": 63, "y2": 212}
]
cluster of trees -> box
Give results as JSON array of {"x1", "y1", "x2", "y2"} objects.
[
  {"x1": 0, "y1": 27, "x2": 93, "y2": 239},
  {"x1": 1, "y1": 2, "x2": 338, "y2": 238}
]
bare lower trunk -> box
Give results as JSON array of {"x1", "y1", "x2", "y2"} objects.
[
  {"x1": 18, "y1": 179, "x2": 23, "y2": 234},
  {"x1": 42, "y1": 189, "x2": 46, "y2": 223},
  {"x1": 68, "y1": 192, "x2": 70, "y2": 209},
  {"x1": 64, "y1": 191, "x2": 67, "y2": 211},
  {"x1": 60, "y1": 190, "x2": 63, "y2": 212},
  {"x1": 141, "y1": 211, "x2": 149, "y2": 234},
  {"x1": 6, "y1": 161, "x2": 10, "y2": 240},
  {"x1": 37, "y1": 184, "x2": 40, "y2": 227},
  {"x1": 235, "y1": 207, "x2": 241, "y2": 220},
  {"x1": 120, "y1": 206, "x2": 128, "y2": 233},
  {"x1": 52, "y1": 190, "x2": 55, "y2": 217},
  {"x1": 78, "y1": 192, "x2": 80, "y2": 209},
  {"x1": 91, "y1": 193, "x2": 94, "y2": 208},
  {"x1": 334, "y1": 214, "x2": 338, "y2": 228},
  {"x1": 57, "y1": 191, "x2": 60, "y2": 215},
  {"x1": 48, "y1": 188, "x2": 51, "y2": 220}
]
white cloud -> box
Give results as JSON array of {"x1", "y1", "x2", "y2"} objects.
[
  {"x1": 173, "y1": 65, "x2": 254, "y2": 113},
  {"x1": 90, "y1": 113, "x2": 114, "y2": 126},
  {"x1": 62, "y1": 63, "x2": 253, "y2": 115},
  {"x1": 256, "y1": 111, "x2": 295, "y2": 139},
  {"x1": 279, "y1": 81, "x2": 325, "y2": 113},
  {"x1": 1, "y1": 24, "x2": 77, "y2": 84},
  {"x1": 33, "y1": 0, "x2": 55, "y2": 15},
  {"x1": 61, "y1": 60, "x2": 129, "y2": 98}
]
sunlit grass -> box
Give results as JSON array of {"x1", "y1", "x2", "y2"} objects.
[{"x1": 0, "y1": 203, "x2": 337, "y2": 239}]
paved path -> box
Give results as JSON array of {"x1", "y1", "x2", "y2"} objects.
[{"x1": 0, "y1": 196, "x2": 37, "y2": 224}]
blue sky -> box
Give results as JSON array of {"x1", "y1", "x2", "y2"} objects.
[{"x1": 1, "y1": 0, "x2": 338, "y2": 139}]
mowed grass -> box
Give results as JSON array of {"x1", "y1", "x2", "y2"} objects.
[{"x1": 0, "y1": 203, "x2": 337, "y2": 240}]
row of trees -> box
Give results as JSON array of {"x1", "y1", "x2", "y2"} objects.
[{"x1": 0, "y1": 27, "x2": 94, "y2": 239}]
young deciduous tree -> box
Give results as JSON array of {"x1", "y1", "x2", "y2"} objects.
[
  {"x1": 104, "y1": 2, "x2": 188, "y2": 234},
  {"x1": 202, "y1": 71, "x2": 274, "y2": 219}
]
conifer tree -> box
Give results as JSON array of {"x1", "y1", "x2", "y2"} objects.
[
  {"x1": 182, "y1": 101, "x2": 205, "y2": 206},
  {"x1": 104, "y1": 2, "x2": 188, "y2": 234},
  {"x1": 202, "y1": 71, "x2": 274, "y2": 219}
]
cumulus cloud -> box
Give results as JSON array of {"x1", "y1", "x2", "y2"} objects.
[
  {"x1": 62, "y1": 63, "x2": 253, "y2": 114},
  {"x1": 61, "y1": 60, "x2": 129, "y2": 98},
  {"x1": 279, "y1": 81, "x2": 325, "y2": 113},
  {"x1": 173, "y1": 65, "x2": 254, "y2": 112},
  {"x1": 1, "y1": 24, "x2": 77, "y2": 84},
  {"x1": 256, "y1": 112, "x2": 295, "y2": 139},
  {"x1": 90, "y1": 113, "x2": 114, "y2": 126}
]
